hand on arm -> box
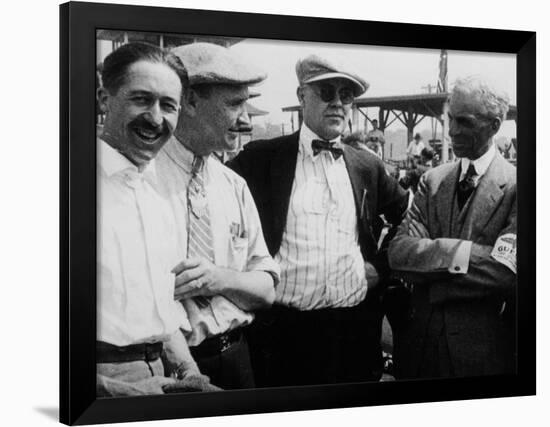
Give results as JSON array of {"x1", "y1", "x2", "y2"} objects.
[
  {"x1": 163, "y1": 330, "x2": 200, "y2": 379},
  {"x1": 388, "y1": 175, "x2": 464, "y2": 283},
  {"x1": 172, "y1": 257, "x2": 275, "y2": 311},
  {"x1": 97, "y1": 374, "x2": 176, "y2": 397}
]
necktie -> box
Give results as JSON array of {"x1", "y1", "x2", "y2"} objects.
[
  {"x1": 457, "y1": 163, "x2": 477, "y2": 210},
  {"x1": 311, "y1": 139, "x2": 344, "y2": 160},
  {"x1": 187, "y1": 156, "x2": 214, "y2": 308}
]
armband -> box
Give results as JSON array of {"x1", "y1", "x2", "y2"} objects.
[{"x1": 490, "y1": 233, "x2": 516, "y2": 274}]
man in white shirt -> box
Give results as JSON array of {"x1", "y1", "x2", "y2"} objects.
[
  {"x1": 406, "y1": 133, "x2": 426, "y2": 165},
  {"x1": 388, "y1": 77, "x2": 517, "y2": 378},
  {"x1": 230, "y1": 54, "x2": 408, "y2": 386},
  {"x1": 96, "y1": 42, "x2": 216, "y2": 395},
  {"x1": 156, "y1": 43, "x2": 279, "y2": 389},
  {"x1": 366, "y1": 119, "x2": 385, "y2": 158}
]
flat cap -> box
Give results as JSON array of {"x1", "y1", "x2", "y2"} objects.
[
  {"x1": 296, "y1": 54, "x2": 369, "y2": 96},
  {"x1": 171, "y1": 42, "x2": 266, "y2": 86}
]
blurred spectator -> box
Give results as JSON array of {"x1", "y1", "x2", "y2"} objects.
[
  {"x1": 406, "y1": 133, "x2": 425, "y2": 166},
  {"x1": 366, "y1": 119, "x2": 385, "y2": 158}
]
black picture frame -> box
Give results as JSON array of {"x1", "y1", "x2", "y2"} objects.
[{"x1": 60, "y1": 1, "x2": 536, "y2": 424}]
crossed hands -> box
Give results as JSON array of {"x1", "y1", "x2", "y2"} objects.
[{"x1": 172, "y1": 257, "x2": 227, "y2": 300}]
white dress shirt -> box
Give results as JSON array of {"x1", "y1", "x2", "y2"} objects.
[
  {"x1": 97, "y1": 139, "x2": 190, "y2": 346},
  {"x1": 407, "y1": 140, "x2": 425, "y2": 157},
  {"x1": 155, "y1": 138, "x2": 280, "y2": 346},
  {"x1": 275, "y1": 125, "x2": 368, "y2": 310},
  {"x1": 459, "y1": 142, "x2": 496, "y2": 185}
]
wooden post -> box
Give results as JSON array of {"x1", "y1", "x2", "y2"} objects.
[
  {"x1": 351, "y1": 105, "x2": 359, "y2": 133},
  {"x1": 378, "y1": 108, "x2": 386, "y2": 131},
  {"x1": 441, "y1": 100, "x2": 450, "y2": 163}
]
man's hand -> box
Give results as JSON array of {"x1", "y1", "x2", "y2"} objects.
[
  {"x1": 365, "y1": 261, "x2": 380, "y2": 290},
  {"x1": 172, "y1": 257, "x2": 227, "y2": 300},
  {"x1": 407, "y1": 217, "x2": 430, "y2": 239},
  {"x1": 162, "y1": 373, "x2": 222, "y2": 393},
  {"x1": 97, "y1": 374, "x2": 177, "y2": 396}
]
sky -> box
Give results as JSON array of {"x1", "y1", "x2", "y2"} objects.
[{"x1": 230, "y1": 38, "x2": 517, "y2": 137}]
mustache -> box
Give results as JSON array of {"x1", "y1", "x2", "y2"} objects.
[
  {"x1": 130, "y1": 115, "x2": 168, "y2": 133},
  {"x1": 229, "y1": 125, "x2": 252, "y2": 133}
]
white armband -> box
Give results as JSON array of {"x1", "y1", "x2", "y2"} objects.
[{"x1": 491, "y1": 233, "x2": 517, "y2": 274}]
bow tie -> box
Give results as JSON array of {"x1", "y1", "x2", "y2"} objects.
[{"x1": 311, "y1": 139, "x2": 344, "y2": 160}]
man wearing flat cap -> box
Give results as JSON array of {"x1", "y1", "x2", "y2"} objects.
[
  {"x1": 229, "y1": 54, "x2": 408, "y2": 386},
  {"x1": 155, "y1": 42, "x2": 279, "y2": 390}
]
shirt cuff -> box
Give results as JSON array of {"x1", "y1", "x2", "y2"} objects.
[{"x1": 448, "y1": 240, "x2": 472, "y2": 274}]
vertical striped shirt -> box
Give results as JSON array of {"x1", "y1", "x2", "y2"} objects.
[
  {"x1": 155, "y1": 138, "x2": 280, "y2": 345},
  {"x1": 275, "y1": 125, "x2": 368, "y2": 310}
]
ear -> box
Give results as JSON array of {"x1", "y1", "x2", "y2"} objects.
[
  {"x1": 97, "y1": 87, "x2": 110, "y2": 113},
  {"x1": 180, "y1": 88, "x2": 199, "y2": 117},
  {"x1": 296, "y1": 86, "x2": 305, "y2": 107},
  {"x1": 490, "y1": 117, "x2": 502, "y2": 135}
]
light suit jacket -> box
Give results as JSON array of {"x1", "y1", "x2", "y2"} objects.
[{"x1": 388, "y1": 152, "x2": 517, "y2": 377}]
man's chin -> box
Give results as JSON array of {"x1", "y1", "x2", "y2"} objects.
[{"x1": 225, "y1": 134, "x2": 240, "y2": 149}]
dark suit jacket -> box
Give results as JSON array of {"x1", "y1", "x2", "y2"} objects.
[
  {"x1": 388, "y1": 152, "x2": 517, "y2": 377},
  {"x1": 228, "y1": 131, "x2": 409, "y2": 278}
]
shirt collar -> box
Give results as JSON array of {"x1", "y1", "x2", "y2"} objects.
[
  {"x1": 460, "y1": 142, "x2": 496, "y2": 179},
  {"x1": 299, "y1": 124, "x2": 342, "y2": 161},
  {"x1": 162, "y1": 136, "x2": 209, "y2": 175},
  {"x1": 98, "y1": 138, "x2": 158, "y2": 181}
]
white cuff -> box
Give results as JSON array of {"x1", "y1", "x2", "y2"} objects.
[{"x1": 448, "y1": 240, "x2": 472, "y2": 274}]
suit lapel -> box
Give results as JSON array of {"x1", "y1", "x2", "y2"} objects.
[
  {"x1": 436, "y1": 161, "x2": 461, "y2": 238},
  {"x1": 270, "y1": 133, "x2": 299, "y2": 243},
  {"x1": 342, "y1": 146, "x2": 366, "y2": 221},
  {"x1": 343, "y1": 146, "x2": 380, "y2": 258},
  {"x1": 460, "y1": 153, "x2": 506, "y2": 240}
]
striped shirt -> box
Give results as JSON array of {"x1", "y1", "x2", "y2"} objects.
[
  {"x1": 275, "y1": 125, "x2": 368, "y2": 310},
  {"x1": 155, "y1": 138, "x2": 280, "y2": 346}
]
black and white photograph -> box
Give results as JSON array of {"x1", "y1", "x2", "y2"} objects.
[
  {"x1": 95, "y1": 31, "x2": 518, "y2": 395},
  {"x1": 64, "y1": 2, "x2": 536, "y2": 423},
  {"x1": 4, "y1": 0, "x2": 546, "y2": 426},
  {"x1": 68, "y1": 2, "x2": 536, "y2": 424}
]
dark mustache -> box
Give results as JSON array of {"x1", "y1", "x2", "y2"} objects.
[
  {"x1": 229, "y1": 125, "x2": 252, "y2": 133},
  {"x1": 131, "y1": 115, "x2": 165, "y2": 133}
]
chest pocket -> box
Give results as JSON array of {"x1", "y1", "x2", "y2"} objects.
[
  {"x1": 228, "y1": 235, "x2": 249, "y2": 272},
  {"x1": 222, "y1": 181, "x2": 250, "y2": 272}
]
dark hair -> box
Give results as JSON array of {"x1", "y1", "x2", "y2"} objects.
[
  {"x1": 342, "y1": 131, "x2": 366, "y2": 148},
  {"x1": 101, "y1": 42, "x2": 188, "y2": 95},
  {"x1": 191, "y1": 83, "x2": 214, "y2": 99},
  {"x1": 421, "y1": 147, "x2": 434, "y2": 161}
]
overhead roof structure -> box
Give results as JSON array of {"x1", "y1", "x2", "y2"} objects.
[
  {"x1": 282, "y1": 93, "x2": 517, "y2": 122},
  {"x1": 96, "y1": 30, "x2": 243, "y2": 49}
]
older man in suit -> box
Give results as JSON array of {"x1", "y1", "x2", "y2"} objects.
[
  {"x1": 388, "y1": 77, "x2": 516, "y2": 379},
  {"x1": 229, "y1": 55, "x2": 408, "y2": 386}
]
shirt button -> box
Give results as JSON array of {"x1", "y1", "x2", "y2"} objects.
[{"x1": 454, "y1": 266, "x2": 461, "y2": 272}]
